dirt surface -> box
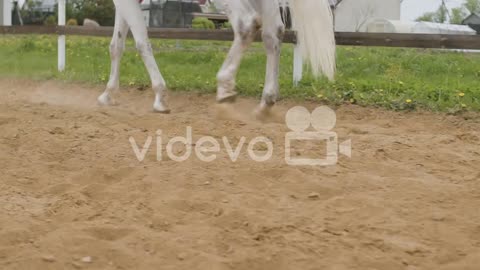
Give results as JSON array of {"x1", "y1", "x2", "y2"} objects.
[{"x1": 0, "y1": 78, "x2": 479, "y2": 270}]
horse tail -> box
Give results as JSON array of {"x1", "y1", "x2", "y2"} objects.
[{"x1": 281, "y1": 0, "x2": 336, "y2": 80}]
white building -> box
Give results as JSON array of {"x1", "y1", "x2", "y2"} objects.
[
  {"x1": 365, "y1": 19, "x2": 476, "y2": 35},
  {"x1": 1, "y1": 0, "x2": 12, "y2": 26},
  {"x1": 210, "y1": 0, "x2": 402, "y2": 32},
  {"x1": 335, "y1": 0, "x2": 402, "y2": 32},
  {"x1": 413, "y1": 22, "x2": 476, "y2": 35},
  {"x1": 366, "y1": 19, "x2": 416, "y2": 33}
]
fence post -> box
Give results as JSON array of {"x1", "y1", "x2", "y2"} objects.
[
  {"x1": 291, "y1": 9, "x2": 303, "y2": 86},
  {"x1": 1, "y1": 0, "x2": 12, "y2": 26},
  {"x1": 58, "y1": 0, "x2": 66, "y2": 72},
  {"x1": 293, "y1": 45, "x2": 303, "y2": 86}
]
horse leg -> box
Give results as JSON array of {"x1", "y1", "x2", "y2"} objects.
[
  {"x1": 113, "y1": 0, "x2": 169, "y2": 113},
  {"x1": 216, "y1": 18, "x2": 259, "y2": 103},
  {"x1": 256, "y1": 18, "x2": 285, "y2": 116},
  {"x1": 98, "y1": 11, "x2": 129, "y2": 106}
]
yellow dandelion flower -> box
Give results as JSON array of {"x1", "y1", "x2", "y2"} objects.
[
  {"x1": 458, "y1": 92, "x2": 465, "y2": 97},
  {"x1": 405, "y1": 99, "x2": 412, "y2": 103}
]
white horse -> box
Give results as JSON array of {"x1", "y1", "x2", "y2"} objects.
[{"x1": 97, "y1": 0, "x2": 336, "y2": 114}]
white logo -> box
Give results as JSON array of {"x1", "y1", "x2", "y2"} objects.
[
  {"x1": 129, "y1": 127, "x2": 273, "y2": 163},
  {"x1": 285, "y1": 106, "x2": 351, "y2": 166},
  {"x1": 128, "y1": 106, "x2": 351, "y2": 166}
]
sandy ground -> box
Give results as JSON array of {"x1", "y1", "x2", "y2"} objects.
[{"x1": 0, "y1": 78, "x2": 479, "y2": 270}]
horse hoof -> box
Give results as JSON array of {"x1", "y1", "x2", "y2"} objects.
[
  {"x1": 254, "y1": 103, "x2": 274, "y2": 121},
  {"x1": 154, "y1": 108, "x2": 171, "y2": 114},
  {"x1": 262, "y1": 93, "x2": 277, "y2": 107},
  {"x1": 97, "y1": 93, "x2": 115, "y2": 106},
  {"x1": 217, "y1": 95, "x2": 237, "y2": 104},
  {"x1": 153, "y1": 103, "x2": 171, "y2": 114},
  {"x1": 217, "y1": 92, "x2": 238, "y2": 104}
]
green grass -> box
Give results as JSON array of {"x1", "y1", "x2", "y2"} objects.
[{"x1": 1, "y1": 34, "x2": 479, "y2": 112}]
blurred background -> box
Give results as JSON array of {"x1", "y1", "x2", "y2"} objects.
[
  {"x1": 2, "y1": 0, "x2": 480, "y2": 35},
  {"x1": 1, "y1": 0, "x2": 480, "y2": 112}
]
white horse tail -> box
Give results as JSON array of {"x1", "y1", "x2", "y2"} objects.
[{"x1": 282, "y1": 0, "x2": 336, "y2": 80}]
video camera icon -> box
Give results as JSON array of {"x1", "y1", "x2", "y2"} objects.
[{"x1": 285, "y1": 106, "x2": 351, "y2": 166}]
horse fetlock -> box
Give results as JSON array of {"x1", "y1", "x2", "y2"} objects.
[
  {"x1": 217, "y1": 70, "x2": 234, "y2": 83},
  {"x1": 106, "y1": 80, "x2": 119, "y2": 91},
  {"x1": 152, "y1": 81, "x2": 167, "y2": 93}
]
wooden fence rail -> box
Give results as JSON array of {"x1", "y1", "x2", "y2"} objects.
[
  {"x1": 2, "y1": 25, "x2": 480, "y2": 84},
  {"x1": 3, "y1": 25, "x2": 480, "y2": 50}
]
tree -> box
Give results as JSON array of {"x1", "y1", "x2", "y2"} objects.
[
  {"x1": 415, "y1": 4, "x2": 448, "y2": 23},
  {"x1": 416, "y1": 12, "x2": 437, "y2": 22},
  {"x1": 53, "y1": 0, "x2": 78, "y2": 24},
  {"x1": 416, "y1": 0, "x2": 480, "y2": 25},
  {"x1": 437, "y1": 4, "x2": 449, "y2": 23},
  {"x1": 19, "y1": 0, "x2": 46, "y2": 25},
  {"x1": 66, "y1": 0, "x2": 116, "y2": 26},
  {"x1": 450, "y1": 0, "x2": 480, "y2": 24},
  {"x1": 451, "y1": 7, "x2": 468, "y2": 24},
  {"x1": 353, "y1": 1, "x2": 376, "y2": 32},
  {"x1": 464, "y1": 0, "x2": 480, "y2": 13}
]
